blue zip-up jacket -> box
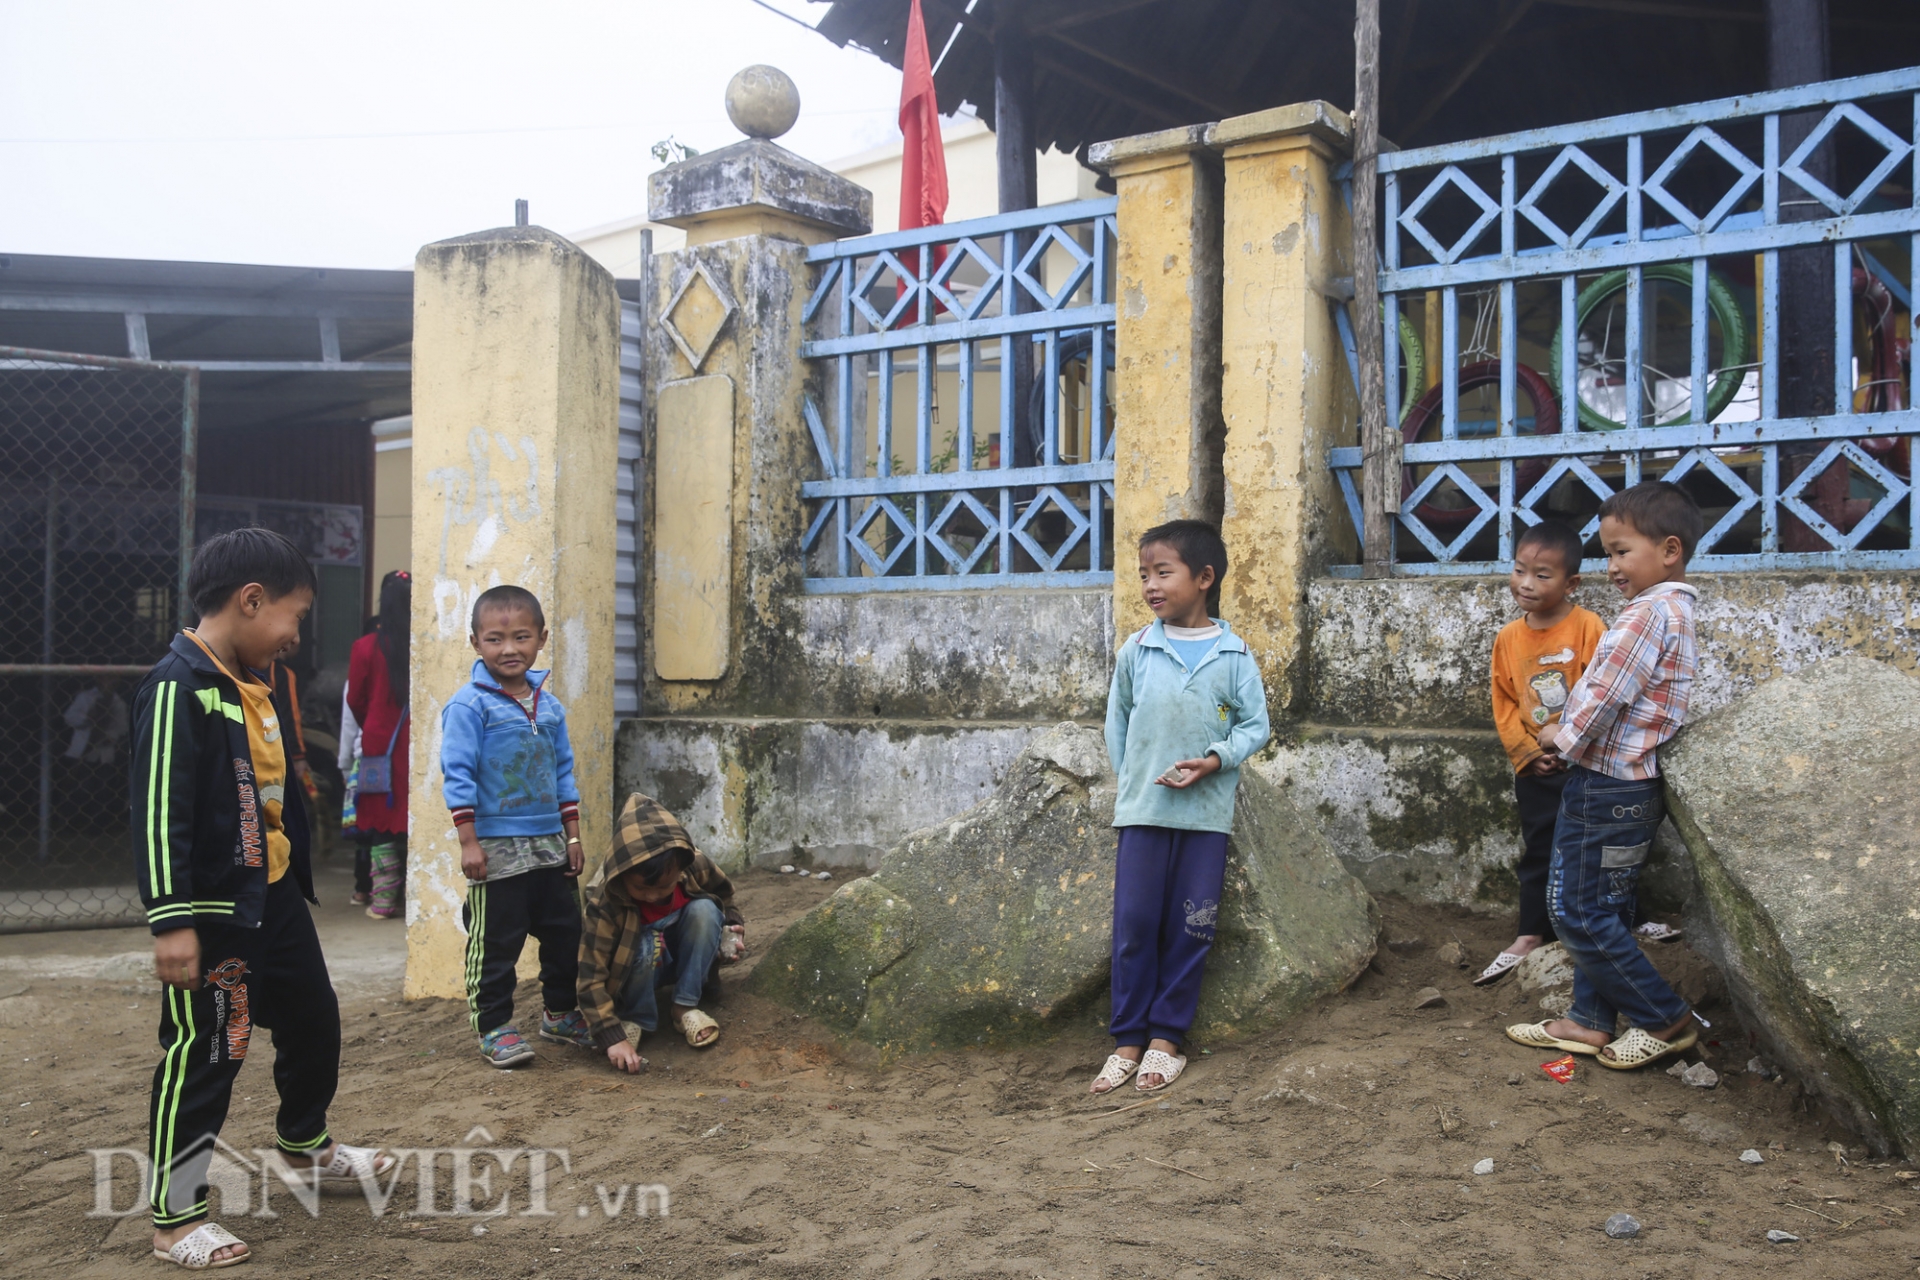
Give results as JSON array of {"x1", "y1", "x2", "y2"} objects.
[
  {"x1": 440, "y1": 660, "x2": 580, "y2": 838},
  {"x1": 1104, "y1": 619, "x2": 1271, "y2": 833}
]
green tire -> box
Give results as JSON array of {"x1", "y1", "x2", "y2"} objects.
[{"x1": 1548, "y1": 264, "x2": 1749, "y2": 432}]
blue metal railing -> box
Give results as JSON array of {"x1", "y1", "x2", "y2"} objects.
[
  {"x1": 1330, "y1": 68, "x2": 1920, "y2": 574},
  {"x1": 799, "y1": 198, "x2": 1117, "y2": 592}
]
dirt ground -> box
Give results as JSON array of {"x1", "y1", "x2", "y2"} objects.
[{"x1": 1, "y1": 859, "x2": 1915, "y2": 1280}]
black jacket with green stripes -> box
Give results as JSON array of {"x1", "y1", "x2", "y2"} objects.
[{"x1": 130, "y1": 632, "x2": 316, "y2": 936}]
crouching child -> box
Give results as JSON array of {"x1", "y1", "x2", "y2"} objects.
[{"x1": 578, "y1": 794, "x2": 747, "y2": 1072}]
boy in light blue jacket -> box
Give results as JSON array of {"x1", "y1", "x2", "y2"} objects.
[
  {"x1": 1092, "y1": 520, "x2": 1270, "y2": 1097},
  {"x1": 440, "y1": 585, "x2": 591, "y2": 1068}
]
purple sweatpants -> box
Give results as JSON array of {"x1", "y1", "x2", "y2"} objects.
[{"x1": 1109, "y1": 825, "x2": 1228, "y2": 1049}]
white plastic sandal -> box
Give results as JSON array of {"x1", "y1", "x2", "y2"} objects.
[
  {"x1": 1089, "y1": 1053, "x2": 1141, "y2": 1095},
  {"x1": 153, "y1": 1221, "x2": 250, "y2": 1269},
  {"x1": 1134, "y1": 1048, "x2": 1188, "y2": 1093},
  {"x1": 1596, "y1": 1024, "x2": 1698, "y2": 1070},
  {"x1": 1473, "y1": 950, "x2": 1524, "y2": 985},
  {"x1": 284, "y1": 1141, "x2": 396, "y2": 1184}
]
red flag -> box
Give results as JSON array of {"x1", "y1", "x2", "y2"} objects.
[{"x1": 896, "y1": 0, "x2": 948, "y2": 316}]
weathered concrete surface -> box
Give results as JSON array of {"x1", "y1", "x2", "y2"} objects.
[
  {"x1": 751, "y1": 724, "x2": 1378, "y2": 1056},
  {"x1": 1260, "y1": 727, "x2": 1697, "y2": 912},
  {"x1": 616, "y1": 716, "x2": 1052, "y2": 873},
  {"x1": 1306, "y1": 572, "x2": 1920, "y2": 730},
  {"x1": 408, "y1": 226, "x2": 619, "y2": 999},
  {"x1": 649, "y1": 137, "x2": 871, "y2": 246},
  {"x1": 1213, "y1": 102, "x2": 1359, "y2": 721},
  {"x1": 1664, "y1": 657, "x2": 1920, "y2": 1156},
  {"x1": 788, "y1": 588, "x2": 1113, "y2": 721},
  {"x1": 1092, "y1": 125, "x2": 1224, "y2": 639}
]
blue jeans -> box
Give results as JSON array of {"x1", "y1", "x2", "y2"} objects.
[
  {"x1": 1547, "y1": 766, "x2": 1688, "y2": 1035},
  {"x1": 615, "y1": 898, "x2": 723, "y2": 1033}
]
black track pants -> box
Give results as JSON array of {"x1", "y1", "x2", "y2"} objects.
[
  {"x1": 462, "y1": 865, "x2": 581, "y2": 1036},
  {"x1": 146, "y1": 874, "x2": 340, "y2": 1228}
]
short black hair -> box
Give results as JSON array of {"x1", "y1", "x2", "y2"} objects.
[
  {"x1": 187, "y1": 527, "x2": 317, "y2": 617},
  {"x1": 1598, "y1": 481, "x2": 1705, "y2": 562},
  {"x1": 1515, "y1": 520, "x2": 1585, "y2": 575},
  {"x1": 1139, "y1": 519, "x2": 1228, "y2": 588},
  {"x1": 625, "y1": 847, "x2": 692, "y2": 888},
  {"x1": 470, "y1": 584, "x2": 546, "y2": 633}
]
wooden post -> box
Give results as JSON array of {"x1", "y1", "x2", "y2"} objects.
[{"x1": 1354, "y1": 0, "x2": 1393, "y2": 577}]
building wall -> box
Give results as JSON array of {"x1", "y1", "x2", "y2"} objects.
[{"x1": 370, "y1": 417, "x2": 412, "y2": 593}]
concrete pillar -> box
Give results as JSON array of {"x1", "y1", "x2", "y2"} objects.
[
  {"x1": 641, "y1": 136, "x2": 870, "y2": 715},
  {"x1": 1088, "y1": 125, "x2": 1225, "y2": 638},
  {"x1": 1211, "y1": 102, "x2": 1359, "y2": 718},
  {"x1": 405, "y1": 227, "x2": 620, "y2": 1000}
]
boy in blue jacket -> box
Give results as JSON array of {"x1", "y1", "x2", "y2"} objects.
[
  {"x1": 441, "y1": 585, "x2": 592, "y2": 1068},
  {"x1": 1093, "y1": 520, "x2": 1270, "y2": 1097}
]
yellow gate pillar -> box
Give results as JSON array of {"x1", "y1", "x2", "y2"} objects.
[
  {"x1": 1087, "y1": 126, "x2": 1225, "y2": 638},
  {"x1": 1212, "y1": 103, "x2": 1359, "y2": 718},
  {"x1": 406, "y1": 227, "x2": 620, "y2": 1000}
]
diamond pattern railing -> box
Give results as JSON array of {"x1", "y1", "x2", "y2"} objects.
[
  {"x1": 799, "y1": 199, "x2": 1116, "y2": 592},
  {"x1": 1331, "y1": 68, "x2": 1920, "y2": 574}
]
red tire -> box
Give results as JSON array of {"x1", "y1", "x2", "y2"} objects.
[{"x1": 1400, "y1": 361, "x2": 1560, "y2": 529}]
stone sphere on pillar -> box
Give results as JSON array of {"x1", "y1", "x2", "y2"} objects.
[{"x1": 725, "y1": 65, "x2": 801, "y2": 140}]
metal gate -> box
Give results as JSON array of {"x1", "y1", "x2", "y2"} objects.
[{"x1": 0, "y1": 347, "x2": 196, "y2": 931}]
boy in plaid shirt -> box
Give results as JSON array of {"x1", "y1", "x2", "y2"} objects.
[{"x1": 1504, "y1": 481, "x2": 1702, "y2": 1071}]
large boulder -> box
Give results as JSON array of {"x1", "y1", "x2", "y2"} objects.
[
  {"x1": 1663, "y1": 656, "x2": 1920, "y2": 1156},
  {"x1": 750, "y1": 723, "x2": 1379, "y2": 1056}
]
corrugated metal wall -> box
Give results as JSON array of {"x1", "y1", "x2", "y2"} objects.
[{"x1": 614, "y1": 299, "x2": 644, "y2": 717}]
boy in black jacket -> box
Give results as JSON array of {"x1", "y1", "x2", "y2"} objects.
[{"x1": 134, "y1": 528, "x2": 391, "y2": 1269}]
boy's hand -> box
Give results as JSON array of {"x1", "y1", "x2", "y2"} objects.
[
  {"x1": 1155, "y1": 754, "x2": 1222, "y2": 789},
  {"x1": 563, "y1": 818, "x2": 583, "y2": 878},
  {"x1": 720, "y1": 924, "x2": 748, "y2": 964},
  {"x1": 1536, "y1": 724, "x2": 1564, "y2": 753},
  {"x1": 153, "y1": 928, "x2": 201, "y2": 991},
  {"x1": 1527, "y1": 754, "x2": 1565, "y2": 776},
  {"x1": 607, "y1": 1041, "x2": 645, "y2": 1073},
  {"x1": 458, "y1": 828, "x2": 487, "y2": 882}
]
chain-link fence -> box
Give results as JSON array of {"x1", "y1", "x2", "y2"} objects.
[{"x1": 0, "y1": 348, "x2": 195, "y2": 932}]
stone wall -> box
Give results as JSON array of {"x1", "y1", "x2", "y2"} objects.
[
  {"x1": 620, "y1": 587, "x2": 1114, "y2": 872},
  {"x1": 1261, "y1": 570, "x2": 1920, "y2": 907}
]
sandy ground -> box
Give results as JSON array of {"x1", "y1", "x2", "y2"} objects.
[{"x1": 0, "y1": 856, "x2": 1914, "y2": 1280}]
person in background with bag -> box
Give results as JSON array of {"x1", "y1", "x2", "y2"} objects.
[{"x1": 347, "y1": 570, "x2": 410, "y2": 919}]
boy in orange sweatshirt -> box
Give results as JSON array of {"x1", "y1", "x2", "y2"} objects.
[{"x1": 1475, "y1": 521, "x2": 1604, "y2": 986}]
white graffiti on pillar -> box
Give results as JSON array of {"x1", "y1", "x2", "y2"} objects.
[{"x1": 425, "y1": 427, "x2": 543, "y2": 573}]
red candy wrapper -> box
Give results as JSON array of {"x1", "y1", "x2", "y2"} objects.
[{"x1": 1541, "y1": 1055, "x2": 1577, "y2": 1083}]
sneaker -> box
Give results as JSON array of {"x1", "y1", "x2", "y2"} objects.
[
  {"x1": 1635, "y1": 921, "x2": 1684, "y2": 944},
  {"x1": 478, "y1": 1027, "x2": 536, "y2": 1068},
  {"x1": 539, "y1": 1008, "x2": 593, "y2": 1048}
]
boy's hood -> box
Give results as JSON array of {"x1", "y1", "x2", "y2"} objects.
[
  {"x1": 467, "y1": 659, "x2": 552, "y2": 692},
  {"x1": 587, "y1": 793, "x2": 697, "y2": 891}
]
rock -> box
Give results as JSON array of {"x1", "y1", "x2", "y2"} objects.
[
  {"x1": 814, "y1": 871, "x2": 832, "y2": 881},
  {"x1": 1747, "y1": 1056, "x2": 1774, "y2": 1080},
  {"x1": 779, "y1": 865, "x2": 796, "y2": 874},
  {"x1": 1472, "y1": 1158, "x2": 1494, "y2": 1175},
  {"x1": 1512, "y1": 942, "x2": 1577, "y2": 1016},
  {"x1": 1666, "y1": 1061, "x2": 1688, "y2": 1079},
  {"x1": 1765, "y1": 1230, "x2": 1799, "y2": 1244},
  {"x1": 1663, "y1": 657, "x2": 1920, "y2": 1156},
  {"x1": 1385, "y1": 936, "x2": 1424, "y2": 953},
  {"x1": 1436, "y1": 940, "x2": 1467, "y2": 968},
  {"x1": 1506, "y1": 1072, "x2": 1522, "y2": 1086},
  {"x1": 1739, "y1": 1149, "x2": 1765, "y2": 1164},
  {"x1": 1603, "y1": 1213, "x2": 1640, "y2": 1239},
  {"x1": 1682, "y1": 1063, "x2": 1720, "y2": 1089},
  {"x1": 1413, "y1": 986, "x2": 1447, "y2": 1010},
  {"x1": 750, "y1": 723, "x2": 1379, "y2": 1054}
]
